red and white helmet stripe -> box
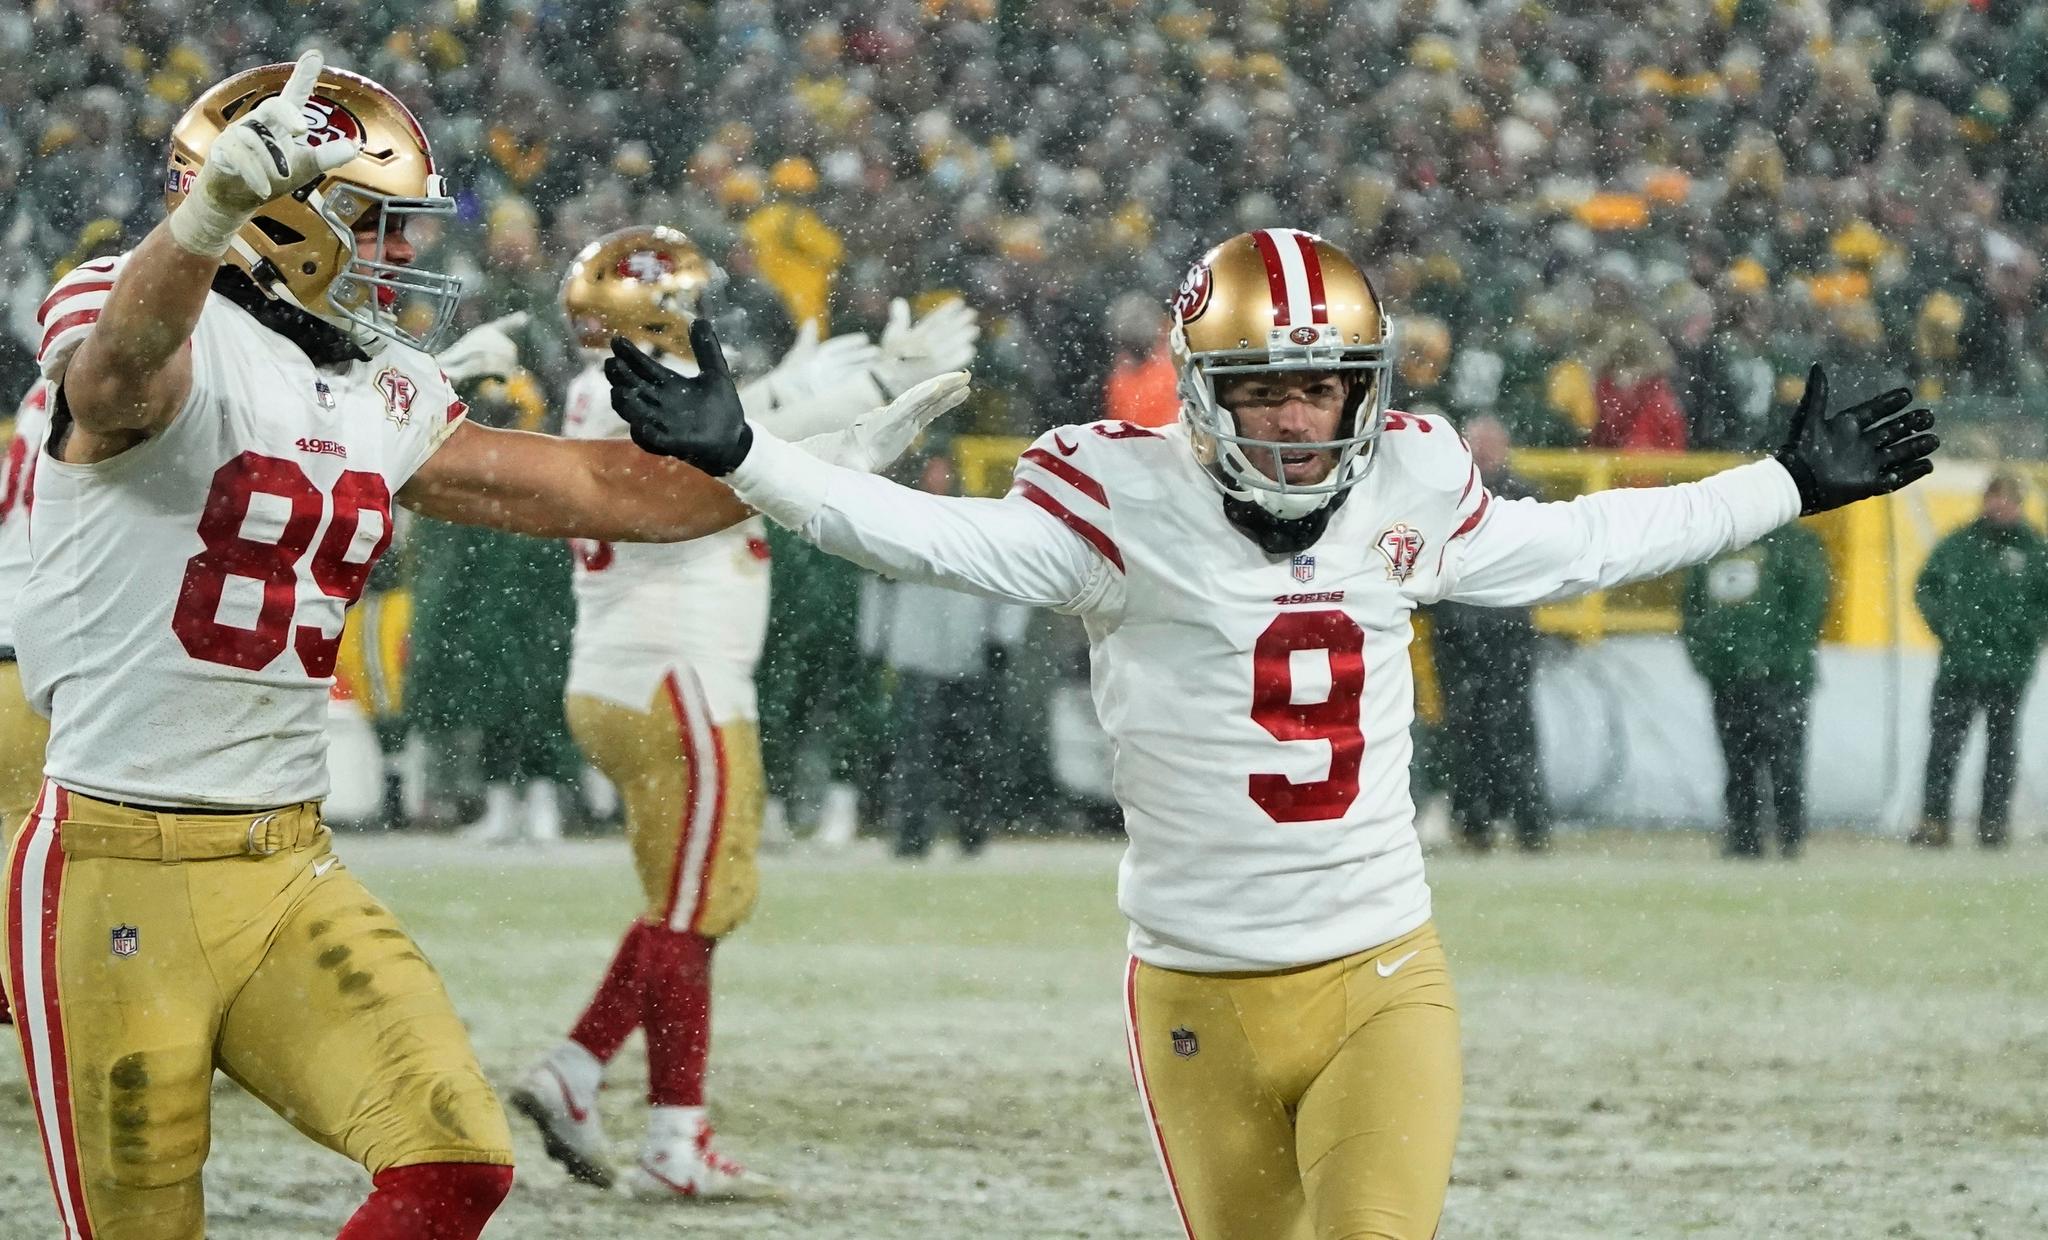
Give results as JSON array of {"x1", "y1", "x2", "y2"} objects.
[{"x1": 1248, "y1": 228, "x2": 1329, "y2": 327}]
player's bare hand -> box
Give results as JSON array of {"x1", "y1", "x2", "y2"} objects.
[
  {"x1": 606, "y1": 318, "x2": 753, "y2": 475},
  {"x1": 1772, "y1": 364, "x2": 1938, "y2": 515}
]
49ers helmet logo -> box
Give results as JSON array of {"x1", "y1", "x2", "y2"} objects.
[
  {"x1": 299, "y1": 94, "x2": 363, "y2": 150},
  {"x1": 617, "y1": 250, "x2": 677, "y2": 281},
  {"x1": 1171, "y1": 261, "x2": 1213, "y2": 324}
]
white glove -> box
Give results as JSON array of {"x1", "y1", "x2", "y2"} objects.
[
  {"x1": 168, "y1": 50, "x2": 361, "y2": 258},
  {"x1": 740, "y1": 320, "x2": 886, "y2": 439},
  {"x1": 437, "y1": 312, "x2": 528, "y2": 383},
  {"x1": 873, "y1": 297, "x2": 980, "y2": 397},
  {"x1": 794, "y1": 370, "x2": 973, "y2": 474}
]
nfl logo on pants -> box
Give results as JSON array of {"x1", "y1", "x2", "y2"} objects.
[{"x1": 110, "y1": 924, "x2": 139, "y2": 958}]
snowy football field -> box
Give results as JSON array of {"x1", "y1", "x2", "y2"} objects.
[{"x1": 2, "y1": 833, "x2": 2043, "y2": 1238}]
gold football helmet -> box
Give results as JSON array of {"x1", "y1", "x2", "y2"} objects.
[
  {"x1": 1169, "y1": 228, "x2": 1393, "y2": 519},
  {"x1": 560, "y1": 225, "x2": 723, "y2": 363},
  {"x1": 167, "y1": 62, "x2": 462, "y2": 352}
]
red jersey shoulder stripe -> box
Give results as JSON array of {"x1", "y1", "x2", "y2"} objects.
[
  {"x1": 1014, "y1": 479, "x2": 1124, "y2": 572},
  {"x1": 1451, "y1": 490, "x2": 1492, "y2": 541},
  {"x1": 39, "y1": 309, "x2": 103, "y2": 364},
  {"x1": 36, "y1": 280, "x2": 114, "y2": 328},
  {"x1": 1019, "y1": 447, "x2": 1108, "y2": 506}
]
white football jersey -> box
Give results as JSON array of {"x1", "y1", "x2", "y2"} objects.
[
  {"x1": 765, "y1": 415, "x2": 1798, "y2": 971},
  {"x1": 0, "y1": 381, "x2": 50, "y2": 652},
  {"x1": 19, "y1": 254, "x2": 466, "y2": 808},
  {"x1": 561, "y1": 361, "x2": 770, "y2": 721}
]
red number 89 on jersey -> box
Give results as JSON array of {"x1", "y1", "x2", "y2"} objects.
[{"x1": 172, "y1": 451, "x2": 392, "y2": 676}]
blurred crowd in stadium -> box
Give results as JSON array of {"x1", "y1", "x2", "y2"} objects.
[
  {"x1": 4, "y1": 0, "x2": 2045, "y2": 849},
  {"x1": 8, "y1": 0, "x2": 2048, "y2": 454}
]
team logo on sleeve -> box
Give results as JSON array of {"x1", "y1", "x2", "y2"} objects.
[
  {"x1": 1291, "y1": 553, "x2": 1316, "y2": 583},
  {"x1": 375, "y1": 367, "x2": 419, "y2": 427},
  {"x1": 110, "y1": 924, "x2": 139, "y2": 958},
  {"x1": 1170, "y1": 1027, "x2": 1199, "y2": 1058},
  {"x1": 1376, "y1": 523, "x2": 1425, "y2": 582}
]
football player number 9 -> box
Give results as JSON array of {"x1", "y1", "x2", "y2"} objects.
[
  {"x1": 1249, "y1": 609, "x2": 1367, "y2": 822},
  {"x1": 172, "y1": 452, "x2": 393, "y2": 676}
]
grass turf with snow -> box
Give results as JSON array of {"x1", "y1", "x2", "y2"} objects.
[{"x1": 2, "y1": 831, "x2": 2043, "y2": 1238}]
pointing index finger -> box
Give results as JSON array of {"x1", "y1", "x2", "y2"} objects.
[{"x1": 280, "y1": 50, "x2": 325, "y2": 111}]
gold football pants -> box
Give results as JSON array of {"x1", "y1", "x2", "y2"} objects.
[
  {"x1": 0, "y1": 660, "x2": 48, "y2": 829},
  {"x1": 566, "y1": 672, "x2": 763, "y2": 938},
  {"x1": 2, "y1": 784, "x2": 512, "y2": 1240},
  {"x1": 1124, "y1": 921, "x2": 1461, "y2": 1240}
]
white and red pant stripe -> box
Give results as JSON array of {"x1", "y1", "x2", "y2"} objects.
[
  {"x1": 7, "y1": 781, "x2": 93, "y2": 1238},
  {"x1": 659, "y1": 671, "x2": 727, "y2": 933}
]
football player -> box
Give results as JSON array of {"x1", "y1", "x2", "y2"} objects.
[
  {"x1": 510, "y1": 224, "x2": 976, "y2": 1198},
  {"x1": 1, "y1": 52, "x2": 962, "y2": 1240},
  {"x1": 603, "y1": 228, "x2": 1938, "y2": 1239},
  {"x1": 0, "y1": 380, "x2": 53, "y2": 1028}
]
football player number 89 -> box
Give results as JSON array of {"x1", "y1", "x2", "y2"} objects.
[
  {"x1": 171, "y1": 451, "x2": 393, "y2": 676},
  {"x1": 1249, "y1": 609, "x2": 1367, "y2": 822}
]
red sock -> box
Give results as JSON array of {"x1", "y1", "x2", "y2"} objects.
[
  {"x1": 641, "y1": 927, "x2": 715, "y2": 1107},
  {"x1": 567, "y1": 920, "x2": 649, "y2": 1062},
  {"x1": 335, "y1": 1162, "x2": 513, "y2": 1240}
]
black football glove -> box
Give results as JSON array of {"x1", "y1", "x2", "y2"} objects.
[
  {"x1": 604, "y1": 317, "x2": 753, "y2": 475},
  {"x1": 1772, "y1": 364, "x2": 1939, "y2": 516}
]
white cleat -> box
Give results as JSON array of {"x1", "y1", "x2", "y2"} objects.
[
  {"x1": 760, "y1": 795, "x2": 795, "y2": 854},
  {"x1": 459, "y1": 784, "x2": 523, "y2": 845},
  {"x1": 812, "y1": 781, "x2": 860, "y2": 849},
  {"x1": 618, "y1": 1126, "x2": 779, "y2": 1202},
  {"x1": 524, "y1": 779, "x2": 563, "y2": 843},
  {"x1": 509, "y1": 1059, "x2": 612, "y2": 1188}
]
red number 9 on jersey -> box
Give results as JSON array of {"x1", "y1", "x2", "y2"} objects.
[
  {"x1": 1249, "y1": 609, "x2": 1367, "y2": 822},
  {"x1": 171, "y1": 451, "x2": 392, "y2": 675}
]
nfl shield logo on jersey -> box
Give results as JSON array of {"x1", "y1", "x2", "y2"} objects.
[
  {"x1": 1376, "y1": 523, "x2": 1425, "y2": 582},
  {"x1": 1292, "y1": 553, "x2": 1316, "y2": 583},
  {"x1": 1170, "y1": 1027, "x2": 1199, "y2": 1058},
  {"x1": 110, "y1": 924, "x2": 139, "y2": 958}
]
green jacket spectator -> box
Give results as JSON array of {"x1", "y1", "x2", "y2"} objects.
[
  {"x1": 1915, "y1": 508, "x2": 2048, "y2": 685},
  {"x1": 1682, "y1": 524, "x2": 1831, "y2": 688}
]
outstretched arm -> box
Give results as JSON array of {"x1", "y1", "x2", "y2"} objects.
[
  {"x1": 396, "y1": 419, "x2": 753, "y2": 541},
  {"x1": 1437, "y1": 458, "x2": 1801, "y2": 606},
  {"x1": 1440, "y1": 366, "x2": 1936, "y2": 607},
  {"x1": 732, "y1": 434, "x2": 1110, "y2": 610},
  {"x1": 602, "y1": 321, "x2": 1111, "y2": 611}
]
